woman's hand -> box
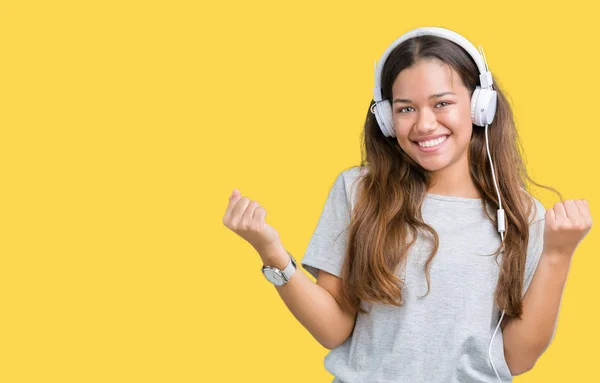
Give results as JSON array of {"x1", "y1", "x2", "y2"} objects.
[
  {"x1": 222, "y1": 189, "x2": 281, "y2": 253},
  {"x1": 543, "y1": 200, "x2": 593, "y2": 258}
]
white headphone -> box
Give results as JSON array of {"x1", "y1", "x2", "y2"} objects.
[
  {"x1": 370, "y1": 26, "x2": 498, "y2": 138},
  {"x1": 371, "y1": 27, "x2": 507, "y2": 382}
]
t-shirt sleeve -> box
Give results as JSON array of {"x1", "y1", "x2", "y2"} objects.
[
  {"x1": 522, "y1": 198, "x2": 547, "y2": 297},
  {"x1": 300, "y1": 171, "x2": 352, "y2": 280}
]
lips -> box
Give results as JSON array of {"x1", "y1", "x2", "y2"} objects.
[
  {"x1": 412, "y1": 134, "x2": 450, "y2": 145},
  {"x1": 412, "y1": 134, "x2": 450, "y2": 153}
]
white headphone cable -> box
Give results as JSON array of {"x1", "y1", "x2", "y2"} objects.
[
  {"x1": 489, "y1": 308, "x2": 506, "y2": 382},
  {"x1": 484, "y1": 121, "x2": 507, "y2": 382}
]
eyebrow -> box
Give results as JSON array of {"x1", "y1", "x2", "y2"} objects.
[{"x1": 392, "y1": 92, "x2": 456, "y2": 104}]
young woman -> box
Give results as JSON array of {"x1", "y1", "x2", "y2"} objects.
[{"x1": 222, "y1": 27, "x2": 592, "y2": 383}]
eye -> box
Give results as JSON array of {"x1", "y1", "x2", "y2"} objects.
[
  {"x1": 396, "y1": 106, "x2": 414, "y2": 114},
  {"x1": 396, "y1": 102, "x2": 451, "y2": 114}
]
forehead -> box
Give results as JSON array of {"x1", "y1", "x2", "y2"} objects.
[{"x1": 392, "y1": 59, "x2": 467, "y2": 96}]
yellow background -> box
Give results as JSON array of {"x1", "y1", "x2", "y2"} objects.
[{"x1": 1, "y1": 0, "x2": 598, "y2": 381}]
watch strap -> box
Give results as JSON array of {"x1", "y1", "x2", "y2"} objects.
[{"x1": 280, "y1": 251, "x2": 297, "y2": 282}]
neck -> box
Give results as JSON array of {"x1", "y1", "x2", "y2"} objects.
[{"x1": 426, "y1": 159, "x2": 481, "y2": 199}]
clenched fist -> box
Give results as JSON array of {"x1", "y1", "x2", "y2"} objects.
[
  {"x1": 543, "y1": 200, "x2": 593, "y2": 257},
  {"x1": 222, "y1": 188, "x2": 281, "y2": 253}
]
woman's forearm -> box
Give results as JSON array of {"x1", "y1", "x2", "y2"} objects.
[{"x1": 257, "y1": 240, "x2": 356, "y2": 350}]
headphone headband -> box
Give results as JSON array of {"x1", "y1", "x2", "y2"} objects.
[{"x1": 373, "y1": 27, "x2": 493, "y2": 102}]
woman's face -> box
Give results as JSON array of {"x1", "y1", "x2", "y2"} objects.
[{"x1": 391, "y1": 59, "x2": 473, "y2": 173}]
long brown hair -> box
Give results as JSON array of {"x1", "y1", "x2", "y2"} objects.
[{"x1": 339, "y1": 34, "x2": 560, "y2": 320}]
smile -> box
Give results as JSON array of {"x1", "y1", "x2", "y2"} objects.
[
  {"x1": 417, "y1": 135, "x2": 448, "y2": 147},
  {"x1": 412, "y1": 135, "x2": 450, "y2": 152}
]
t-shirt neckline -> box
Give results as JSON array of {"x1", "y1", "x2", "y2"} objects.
[{"x1": 425, "y1": 192, "x2": 483, "y2": 204}]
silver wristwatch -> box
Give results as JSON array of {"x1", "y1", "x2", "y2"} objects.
[{"x1": 261, "y1": 250, "x2": 297, "y2": 286}]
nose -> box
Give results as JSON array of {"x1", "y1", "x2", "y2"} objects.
[{"x1": 414, "y1": 107, "x2": 437, "y2": 134}]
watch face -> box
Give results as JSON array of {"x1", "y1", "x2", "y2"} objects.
[{"x1": 263, "y1": 269, "x2": 284, "y2": 286}]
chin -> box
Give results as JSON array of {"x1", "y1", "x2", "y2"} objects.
[
  {"x1": 417, "y1": 161, "x2": 448, "y2": 172},
  {"x1": 406, "y1": 150, "x2": 449, "y2": 172}
]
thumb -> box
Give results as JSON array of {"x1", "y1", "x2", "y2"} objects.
[{"x1": 230, "y1": 188, "x2": 241, "y2": 200}]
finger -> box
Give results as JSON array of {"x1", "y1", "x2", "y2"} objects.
[
  {"x1": 229, "y1": 188, "x2": 240, "y2": 201},
  {"x1": 553, "y1": 202, "x2": 568, "y2": 223},
  {"x1": 575, "y1": 200, "x2": 590, "y2": 218},
  {"x1": 563, "y1": 200, "x2": 581, "y2": 222},
  {"x1": 546, "y1": 207, "x2": 556, "y2": 225},
  {"x1": 254, "y1": 206, "x2": 266, "y2": 225},
  {"x1": 253, "y1": 204, "x2": 266, "y2": 219},
  {"x1": 224, "y1": 189, "x2": 243, "y2": 220},
  {"x1": 241, "y1": 200, "x2": 260, "y2": 224},
  {"x1": 231, "y1": 197, "x2": 251, "y2": 222},
  {"x1": 575, "y1": 200, "x2": 593, "y2": 228}
]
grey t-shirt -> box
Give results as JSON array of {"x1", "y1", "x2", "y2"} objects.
[{"x1": 300, "y1": 166, "x2": 546, "y2": 383}]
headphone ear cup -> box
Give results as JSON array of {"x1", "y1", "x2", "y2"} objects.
[
  {"x1": 471, "y1": 87, "x2": 498, "y2": 126},
  {"x1": 481, "y1": 89, "x2": 498, "y2": 125},
  {"x1": 470, "y1": 87, "x2": 482, "y2": 126},
  {"x1": 373, "y1": 100, "x2": 395, "y2": 137}
]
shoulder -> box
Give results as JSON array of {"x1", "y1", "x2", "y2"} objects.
[
  {"x1": 338, "y1": 166, "x2": 368, "y2": 211},
  {"x1": 339, "y1": 165, "x2": 367, "y2": 185},
  {"x1": 520, "y1": 190, "x2": 546, "y2": 254},
  {"x1": 520, "y1": 191, "x2": 548, "y2": 294}
]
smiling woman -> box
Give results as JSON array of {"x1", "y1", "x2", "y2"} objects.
[{"x1": 298, "y1": 27, "x2": 565, "y2": 383}]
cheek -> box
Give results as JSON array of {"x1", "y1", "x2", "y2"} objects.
[
  {"x1": 394, "y1": 131, "x2": 414, "y2": 152},
  {"x1": 395, "y1": 127, "x2": 413, "y2": 147},
  {"x1": 440, "y1": 107, "x2": 472, "y2": 129}
]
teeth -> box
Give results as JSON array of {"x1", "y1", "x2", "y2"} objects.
[{"x1": 418, "y1": 136, "x2": 447, "y2": 148}]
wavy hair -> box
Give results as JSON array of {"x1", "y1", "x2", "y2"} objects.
[{"x1": 338, "y1": 35, "x2": 560, "y2": 320}]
